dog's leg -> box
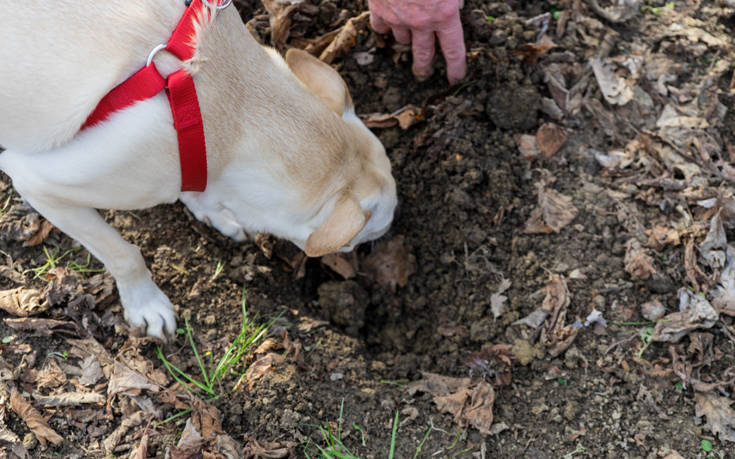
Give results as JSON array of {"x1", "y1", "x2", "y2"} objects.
[
  {"x1": 21, "y1": 197, "x2": 176, "y2": 339},
  {"x1": 0, "y1": 98, "x2": 182, "y2": 340}
]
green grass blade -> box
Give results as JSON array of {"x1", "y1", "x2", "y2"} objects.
[
  {"x1": 389, "y1": 410, "x2": 399, "y2": 459},
  {"x1": 412, "y1": 425, "x2": 433, "y2": 459}
]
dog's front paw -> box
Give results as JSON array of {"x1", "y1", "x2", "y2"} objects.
[{"x1": 119, "y1": 279, "x2": 177, "y2": 341}]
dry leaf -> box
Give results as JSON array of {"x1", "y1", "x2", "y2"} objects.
[
  {"x1": 262, "y1": 0, "x2": 302, "y2": 48},
  {"x1": 5, "y1": 317, "x2": 78, "y2": 337},
  {"x1": 190, "y1": 397, "x2": 222, "y2": 441},
  {"x1": 103, "y1": 410, "x2": 148, "y2": 452},
  {"x1": 10, "y1": 388, "x2": 63, "y2": 445},
  {"x1": 319, "y1": 12, "x2": 370, "y2": 64},
  {"x1": 511, "y1": 309, "x2": 549, "y2": 328},
  {"x1": 651, "y1": 289, "x2": 718, "y2": 342},
  {"x1": 32, "y1": 391, "x2": 104, "y2": 407},
  {"x1": 491, "y1": 278, "x2": 511, "y2": 319},
  {"x1": 590, "y1": 57, "x2": 634, "y2": 106},
  {"x1": 35, "y1": 360, "x2": 66, "y2": 391},
  {"x1": 67, "y1": 337, "x2": 114, "y2": 379},
  {"x1": 712, "y1": 246, "x2": 735, "y2": 316},
  {"x1": 321, "y1": 252, "x2": 358, "y2": 279},
  {"x1": 361, "y1": 104, "x2": 422, "y2": 130},
  {"x1": 362, "y1": 235, "x2": 417, "y2": 292},
  {"x1": 536, "y1": 123, "x2": 567, "y2": 158},
  {"x1": 107, "y1": 362, "x2": 160, "y2": 399},
  {"x1": 408, "y1": 372, "x2": 495, "y2": 435},
  {"x1": 79, "y1": 355, "x2": 105, "y2": 386},
  {"x1": 132, "y1": 432, "x2": 149, "y2": 459},
  {"x1": 700, "y1": 214, "x2": 727, "y2": 269},
  {"x1": 524, "y1": 186, "x2": 578, "y2": 233},
  {"x1": 624, "y1": 239, "x2": 657, "y2": 280},
  {"x1": 244, "y1": 353, "x2": 285, "y2": 390},
  {"x1": 516, "y1": 134, "x2": 540, "y2": 159},
  {"x1": 509, "y1": 43, "x2": 550, "y2": 66},
  {"x1": 177, "y1": 418, "x2": 203, "y2": 451},
  {"x1": 695, "y1": 392, "x2": 735, "y2": 442},
  {"x1": 0, "y1": 288, "x2": 48, "y2": 317},
  {"x1": 23, "y1": 219, "x2": 54, "y2": 247},
  {"x1": 541, "y1": 274, "x2": 570, "y2": 313}
]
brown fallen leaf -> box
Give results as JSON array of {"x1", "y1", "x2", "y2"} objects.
[
  {"x1": 5, "y1": 317, "x2": 79, "y2": 337},
  {"x1": 0, "y1": 205, "x2": 45, "y2": 244},
  {"x1": 0, "y1": 288, "x2": 48, "y2": 317},
  {"x1": 523, "y1": 185, "x2": 578, "y2": 234},
  {"x1": 244, "y1": 436, "x2": 292, "y2": 458},
  {"x1": 515, "y1": 134, "x2": 541, "y2": 160},
  {"x1": 262, "y1": 0, "x2": 301, "y2": 48},
  {"x1": 190, "y1": 397, "x2": 222, "y2": 442},
  {"x1": 132, "y1": 431, "x2": 149, "y2": 459},
  {"x1": 35, "y1": 360, "x2": 66, "y2": 391},
  {"x1": 361, "y1": 104, "x2": 422, "y2": 130},
  {"x1": 536, "y1": 123, "x2": 567, "y2": 158},
  {"x1": 408, "y1": 372, "x2": 495, "y2": 435},
  {"x1": 651, "y1": 289, "x2": 718, "y2": 342},
  {"x1": 23, "y1": 219, "x2": 54, "y2": 247},
  {"x1": 321, "y1": 252, "x2": 358, "y2": 279},
  {"x1": 590, "y1": 57, "x2": 634, "y2": 106},
  {"x1": 536, "y1": 274, "x2": 579, "y2": 357},
  {"x1": 107, "y1": 362, "x2": 161, "y2": 399},
  {"x1": 695, "y1": 392, "x2": 735, "y2": 442},
  {"x1": 176, "y1": 418, "x2": 203, "y2": 452},
  {"x1": 362, "y1": 235, "x2": 417, "y2": 292},
  {"x1": 10, "y1": 388, "x2": 63, "y2": 445},
  {"x1": 624, "y1": 239, "x2": 656, "y2": 280},
  {"x1": 541, "y1": 274, "x2": 570, "y2": 313},
  {"x1": 103, "y1": 410, "x2": 148, "y2": 453},
  {"x1": 319, "y1": 11, "x2": 370, "y2": 64},
  {"x1": 243, "y1": 353, "x2": 285, "y2": 390},
  {"x1": 79, "y1": 354, "x2": 105, "y2": 386},
  {"x1": 712, "y1": 247, "x2": 735, "y2": 316},
  {"x1": 32, "y1": 391, "x2": 104, "y2": 407},
  {"x1": 67, "y1": 337, "x2": 115, "y2": 379},
  {"x1": 509, "y1": 43, "x2": 551, "y2": 66}
]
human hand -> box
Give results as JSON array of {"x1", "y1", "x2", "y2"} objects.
[{"x1": 368, "y1": 0, "x2": 466, "y2": 85}]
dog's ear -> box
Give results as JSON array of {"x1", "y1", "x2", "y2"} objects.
[
  {"x1": 305, "y1": 195, "x2": 369, "y2": 257},
  {"x1": 285, "y1": 48, "x2": 354, "y2": 115}
]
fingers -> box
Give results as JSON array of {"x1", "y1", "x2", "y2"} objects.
[
  {"x1": 436, "y1": 12, "x2": 467, "y2": 85},
  {"x1": 391, "y1": 25, "x2": 411, "y2": 45},
  {"x1": 369, "y1": 11, "x2": 391, "y2": 34},
  {"x1": 411, "y1": 29, "x2": 436, "y2": 81}
]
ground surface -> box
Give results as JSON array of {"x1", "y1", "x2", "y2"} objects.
[{"x1": 2, "y1": 0, "x2": 735, "y2": 458}]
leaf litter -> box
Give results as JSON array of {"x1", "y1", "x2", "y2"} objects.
[{"x1": 2, "y1": 0, "x2": 735, "y2": 454}]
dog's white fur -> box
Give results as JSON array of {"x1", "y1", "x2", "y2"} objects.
[{"x1": 0, "y1": 0, "x2": 397, "y2": 339}]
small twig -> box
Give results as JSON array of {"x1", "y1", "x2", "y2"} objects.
[{"x1": 605, "y1": 332, "x2": 638, "y2": 354}]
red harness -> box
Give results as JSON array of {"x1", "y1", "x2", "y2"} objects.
[{"x1": 82, "y1": 0, "x2": 222, "y2": 192}]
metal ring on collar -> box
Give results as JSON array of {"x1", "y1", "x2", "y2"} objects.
[
  {"x1": 146, "y1": 43, "x2": 168, "y2": 67},
  {"x1": 202, "y1": 0, "x2": 232, "y2": 9}
]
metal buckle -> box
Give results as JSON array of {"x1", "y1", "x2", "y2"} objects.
[
  {"x1": 202, "y1": 0, "x2": 232, "y2": 9},
  {"x1": 146, "y1": 43, "x2": 168, "y2": 66}
]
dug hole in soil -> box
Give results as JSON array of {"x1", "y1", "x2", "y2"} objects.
[{"x1": 1, "y1": 0, "x2": 735, "y2": 457}]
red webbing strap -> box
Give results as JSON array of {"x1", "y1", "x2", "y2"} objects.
[
  {"x1": 166, "y1": 0, "x2": 208, "y2": 61},
  {"x1": 167, "y1": 69, "x2": 207, "y2": 192},
  {"x1": 81, "y1": 64, "x2": 166, "y2": 129},
  {"x1": 81, "y1": 0, "x2": 209, "y2": 192}
]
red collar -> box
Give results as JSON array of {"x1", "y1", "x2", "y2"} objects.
[{"x1": 82, "y1": 0, "x2": 224, "y2": 192}]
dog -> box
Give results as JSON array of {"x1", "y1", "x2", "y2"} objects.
[{"x1": 0, "y1": 0, "x2": 397, "y2": 340}]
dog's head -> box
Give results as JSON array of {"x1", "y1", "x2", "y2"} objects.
[{"x1": 271, "y1": 49, "x2": 397, "y2": 257}]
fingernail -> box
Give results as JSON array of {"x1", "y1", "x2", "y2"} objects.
[{"x1": 413, "y1": 66, "x2": 433, "y2": 82}]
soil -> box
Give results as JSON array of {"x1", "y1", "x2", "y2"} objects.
[{"x1": 2, "y1": 0, "x2": 735, "y2": 458}]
